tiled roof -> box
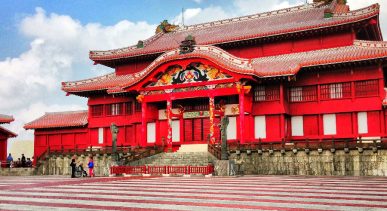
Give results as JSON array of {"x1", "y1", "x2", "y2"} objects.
[
  {"x1": 63, "y1": 45, "x2": 252, "y2": 94},
  {"x1": 89, "y1": 3, "x2": 379, "y2": 62},
  {"x1": 0, "y1": 126, "x2": 17, "y2": 138},
  {"x1": 0, "y1": 114, "x2": 14, "y2": 124},
  {"x1": 24, "y1": 110, "x2": 88, "y2": 130},
  {"x1": 250, "y1": 40, "x2": 387, "y2": 77},
  {"x1": 63, "y1": 40, "x2": 387, "y2": 94}
]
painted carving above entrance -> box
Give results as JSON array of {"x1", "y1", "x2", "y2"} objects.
[
  {"x1": 148, "y1": 62, "x2": 232, "y2": 87},
  {"x1": 158, "y1": 104, "x2": 240, "y2": 120}
]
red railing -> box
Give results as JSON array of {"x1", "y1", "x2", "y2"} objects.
[
  {"x1": 0, "y1": 161, "x2": 8, "y2": 168},
  {"x1": 208, "y1": 142, "x2": 222, "y2": 160},
  {"x1": 110, "y1": 165, "x2": 214, "y2": 175},
  {"x1": 110, "y1": 166, "x2": 147, "y2": 175},
  {"x1": 168, "y1": 166, "x2": 187, "y2": 174},
  {"x1": 147, "y1": 166, "x2": 166, "y2": 175}
]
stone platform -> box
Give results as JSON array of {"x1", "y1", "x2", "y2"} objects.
[{"x1": 0, "y1": 175, "x2": 387, "y2": 210}]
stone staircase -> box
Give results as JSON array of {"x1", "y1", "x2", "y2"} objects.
[{"x1": 128, "y1": 144, "x2": 217, "y2": 166}]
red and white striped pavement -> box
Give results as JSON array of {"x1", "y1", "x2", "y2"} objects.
[{"x1": 0, "y1": 175, "x2": 387, "y2": 210}]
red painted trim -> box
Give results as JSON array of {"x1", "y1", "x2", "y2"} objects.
[
  {"x1": 142, "y1": 78, "x2": 236, "y2": 91},
  {"x1": 143, "y1": 87, "x2": 239, "y2": 103},
  {"x1": 141, "y1": 102, "x2": 147, "y2": 147},
  {"x1": 239, "y1": 91, "x2": 245, "y2": 144}
]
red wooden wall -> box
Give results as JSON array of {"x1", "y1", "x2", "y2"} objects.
[
  {"x1": 245, "y1": 64, "x2": 387, "y2": 142},
  {"x1": 225, "y1": 32, "x2": 354, "y2": 59},
  {"x1": 0, "y1": 139, "x2": 7, "y2": 161},
  {"x1": 34, "y1": 127, "x2": 88, "y2": 159}
]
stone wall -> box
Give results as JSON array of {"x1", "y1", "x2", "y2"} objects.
[
  {"x1": 228, "y1": 149, "x2": 387, "y2": 176},
  {"x1": 36, "y1": 154, "x2": 115, "y2": 176},
  {"x1": 28, "y1": 149, "x2": 387, "y2": 177},
  {"x1": 0, "y1": 167, "x2": 35, "y2": 176}
]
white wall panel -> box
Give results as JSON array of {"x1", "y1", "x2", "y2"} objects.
[
  {"x1": 98, "y1": 128, "x2": 104, "y2": 144},
  {"x1": 227, "y1": 116, "x2": 237, "y2": 140},
  {"x1": 147, "y1": 122, "x2": 156, "y2": 143},
  {"x1": 323, "y1": 114, "x2": 336, "y2": 135},
  {"x1": 172, "y1": 120, "x2": 180, "y2": 142},
  {"x1": 254, "y1": 116, "x2": 266, "y2": 139},
  {"x1": 291, "y1": 116, "x2": 304, "y2": 136},
  {"x1": 358, "y1": 112, "x2": 368, "y2": 134}
]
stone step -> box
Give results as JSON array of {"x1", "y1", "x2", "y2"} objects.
[{"x1": 129, "y1": 151, "x2": 217, "y2": 166}]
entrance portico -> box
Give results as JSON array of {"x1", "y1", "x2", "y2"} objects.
[{"x1": 137, "y1": 82, "x2": 251, "y2": 151}]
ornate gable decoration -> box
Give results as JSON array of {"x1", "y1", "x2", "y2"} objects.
[
  {"x1": 180, "y1": 35, "x2": 196, "y2": 54},
  {"x1": 148, "y1": 62, "x2": 232, "y2": 87}
]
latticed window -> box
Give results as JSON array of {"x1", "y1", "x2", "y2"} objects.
[
  {"x1": 135, "y1": 101, "x2": 142, "y2": 112},
  {"x1": 254, "y1": 85, "x2": 280, "y2": 102},
  {"x1": 91, "y1": 105, "x2": 103, "y2": 117},
  {"x1": 106, "y1": 103, "x2": 123, "y2": 116},
  {"x1": 320, "y1": 82, "x2": 351, "y2": 100},
  {"x1": 355, "y1": 80, "x2": 379, "y2": 97},
  {"x1": 254, "y1": 86, "x2": 266, "y2": 101},
  {"x1": 126, "y1": 102, "x2": 133, "y2": 115},
  {"x1": 193, "y1": 98, "x2": 209, "y2": 111},
  {"x1": 289, "y1": 86, "x2": 317, "y2": 102}
]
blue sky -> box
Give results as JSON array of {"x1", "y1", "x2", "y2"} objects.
[
  {"x1": 0, "y1": 0, "x2": 385, "y2": 145},
  {"x1": 0, "y1": 0, "x2": 227, "y2": 59}
]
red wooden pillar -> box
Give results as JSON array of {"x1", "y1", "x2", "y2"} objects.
[
  {"x1": 166, "y1": 99, "x2": 173, "y2": 149},
  {"x1": 179, "y1": 115, "x2": 184, "y2": 145},
  {"x1": 141, "y1": 101, "x2": 147, "y2": 147},
  {"x1": 0, "y1": 139, "x2": 7, "y2": 161},
  {"x1": 209, "y1": 96, "x2": 215, "y2": 143},
  {"x1": 239, "y1": 89, "x2": 245, "y2": 144},
  {"x1": 155, "y1": 120, "x2": 161, "y2": 146},
  {"x1": 352, "y1": 112, "x2": 358, "y2": 139}
]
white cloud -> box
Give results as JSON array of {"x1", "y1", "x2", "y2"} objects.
[
  {"x1": 173, "y1": 6, "x2": 230, "y2": 25},
  {"x1": 232, "y1": 0, "x2": 304, "y2": 15},
  {"x1": 173, "y1": 0, "x2": 304, "y2": 26},
  {"x1": 0, "y1": 7, "x2": 157, "y2": 142},
  {"x1": 3, "y1": 102, "x2": 86, "y2": 141}
]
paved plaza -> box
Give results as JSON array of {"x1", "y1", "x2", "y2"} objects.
[{"x1": 0, "y1": 175, "x2": 386, "y2": 210}]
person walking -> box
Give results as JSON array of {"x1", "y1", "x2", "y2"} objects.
[
  {"x1": 21, "y1": 154, "x2": 26, "y2": 167},
  {"x1": 70, "y1": 159, "x2": 76, "y2": 178},
  {"x1": 88, "y1": 157, "x2": 94, "y2": 177},
  {"x1": 6, "y1": 153, "x2": 13, "y2": 168}
]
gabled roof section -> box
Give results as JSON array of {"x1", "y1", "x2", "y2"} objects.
[
  {"x1": 64, "y1": 45, "x2": 253, "y2": 94},
  {"x1": 24, "y1": 110, "x2": 88, "y2": 130},
  {"x1": 0, "y1": 126, "x2": 17, "y2": 138},
  {"x1": 0, "y1": 114, "x2": 14, "y2": 124},
  {"x1": 63, "y1": 40, "x2": 387, "y2": 95},
  {"x1": 89, "y1": 3, "x2": 380, "y2": 65},
  {"x1": 251, "y1": 40, "x2": 387, "y2": 77}
]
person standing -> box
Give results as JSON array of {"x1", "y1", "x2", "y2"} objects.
[
  {"x1": 21, "y1": 154, "x2": 26, "y2": 167},
  {"x1": 70, "y1": 159, "x2": 76, "y2": 178},
  {"x1": 6, "y1": 153, "x2": 13, "y2": 168},
  {"x1": 88, "y1": 157, "x2": 94, "y2": 177}
]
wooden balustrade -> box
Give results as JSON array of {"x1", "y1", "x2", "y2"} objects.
[
  {"x1": 110, "y1": 164, "x2": 214, "y2": 175},
  {"x1": 208, "y1": 142, "x2": 221, "y2": 159}
]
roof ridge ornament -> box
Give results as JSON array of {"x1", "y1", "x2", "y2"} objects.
[
  {"x1": 155, "y1": 20, "x2": 179, "y2": 34},
  {"x1": 179, "y1": 35, "x2": 196, "y2": 54},
  {"x1": 313, "y1": 0, "x2": 346, "y2": 6},
  {"x1": 137, "y1": 40, "x2": 144, "y2": 48}
]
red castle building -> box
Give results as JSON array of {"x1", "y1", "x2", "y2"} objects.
[
  {"x1": 0, "y1": 114, "x2": 17, "y2": 161},
  {"x1": 25, "y1": 1, "x2": 387, "y2": 160}
]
